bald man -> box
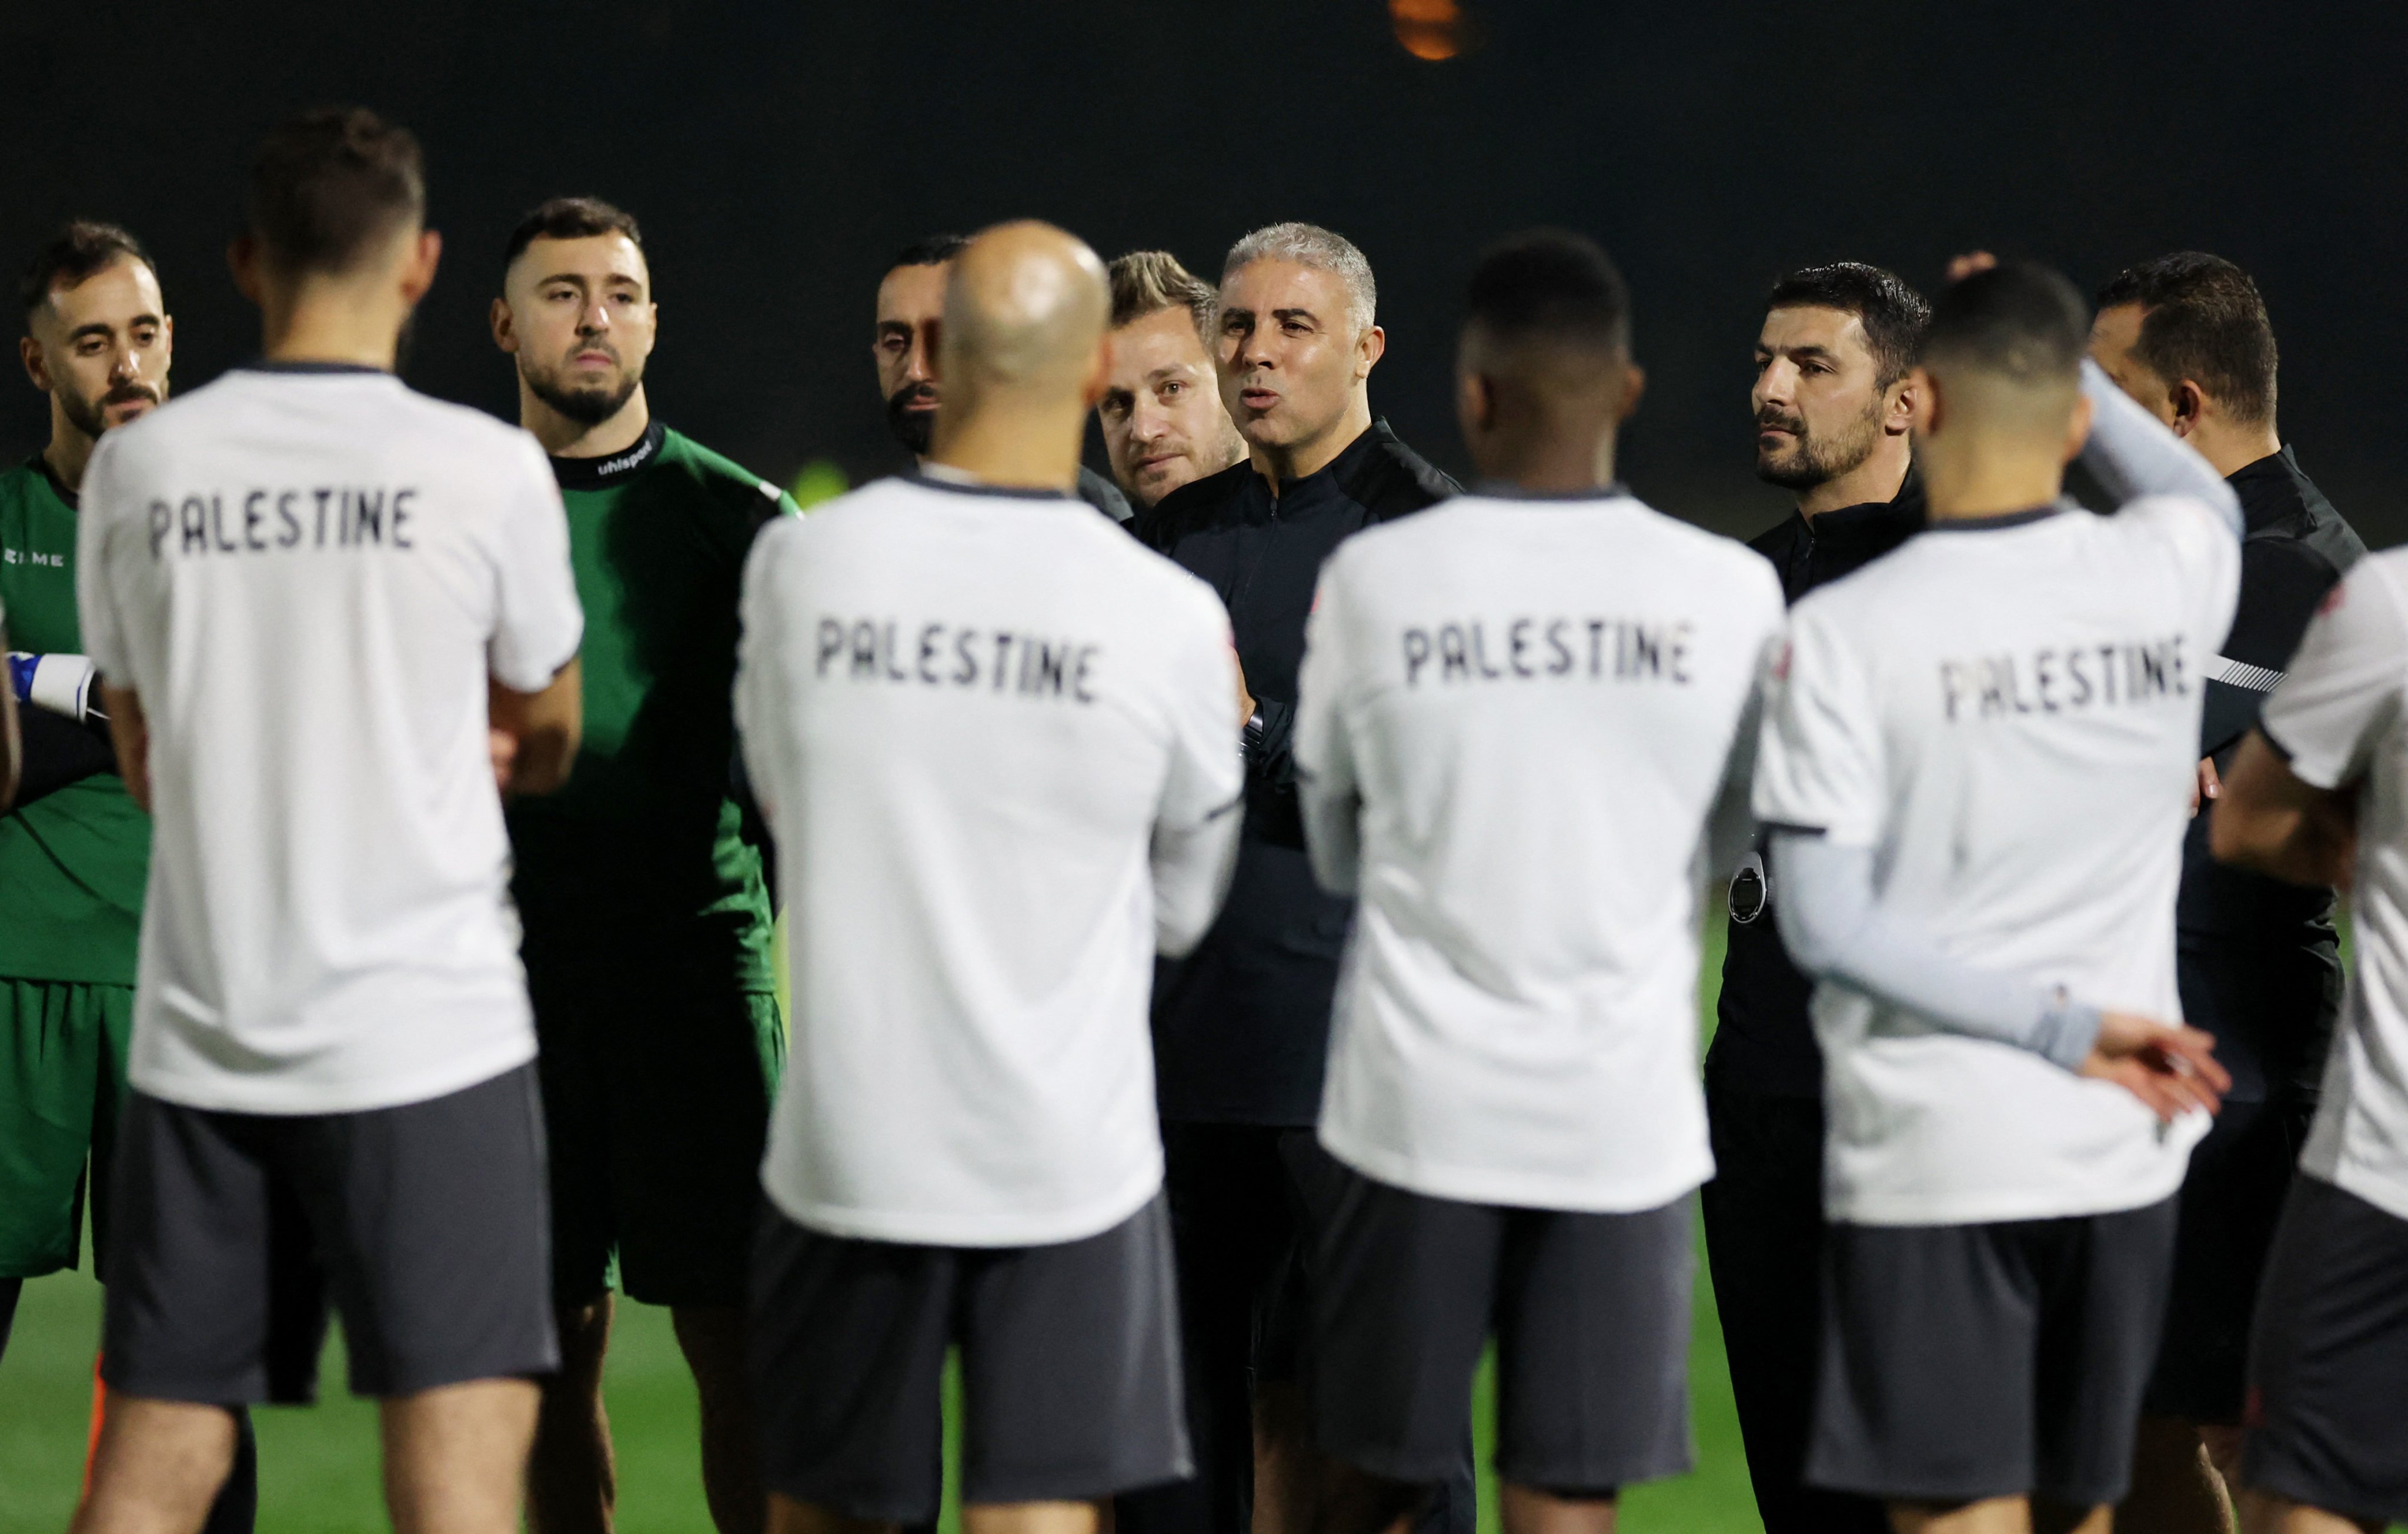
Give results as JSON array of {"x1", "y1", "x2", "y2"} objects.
[{"x1": 737, "y1": 222, "x2": 1245, "y2": 1534}]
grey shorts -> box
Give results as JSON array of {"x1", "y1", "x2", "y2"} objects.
[
  {"x1": 1808, "y1": 1197, "x2": 2178, "y2": 1509},
  {"x1": 2242, "y1": 1174, "x2": 2408, "y2": 1526},
  {"x1": 101, "y1": 1063, "x2": 557, "y2": 1403},
  {"x1": 749, "y1": 1194, "x2": 1191, "y2": 1523},
  {"x1": 1310, "y1": 1163, "x2": 1695, "y2": 1494}
]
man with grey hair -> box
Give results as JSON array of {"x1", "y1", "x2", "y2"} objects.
[
  {"x1": 1136, "y1": 221, "x2": 1462, "y2": 1534},
  {"x1": 1098, "y1": 251, "x2": 1244, "y2": 512}
]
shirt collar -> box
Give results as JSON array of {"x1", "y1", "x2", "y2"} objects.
[
  {"x1": 2226, "y1": 445, "x2": 2310, "y2": 535},
  {"x1": 1922, "y1": 497, "x2": 2073, "y2": 534},
  {"x1": 1472, "y1": 479, "x2": 1632, "y2": 502},
  {"x1": 239, "y1": 359, "x2": 391, "y2": 376},
  {"x1": 907, "y1": 463, "x2": 1077, "y2": 502},
  {"x1": 25, "y1": 453, "x2": 76, "y2": 511},
  {"x1": 550, "y1": 419, "x2": 667, "y2": 491}
]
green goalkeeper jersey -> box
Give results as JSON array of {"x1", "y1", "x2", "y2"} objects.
[
  {"x1": 0, "y1": 457, "x2": 149, "y2": 985},
  {"x1": 507, "y1": 422, "x2": 795, "y2": 993}
]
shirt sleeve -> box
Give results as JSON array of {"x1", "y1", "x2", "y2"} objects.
[
  {"x1": 1152, "y1": 583, "x2": 1245, "y2": 957},
  {"x1": 1751, "y1": 600, "x2": 1886, "y2": 847},
  {"x1": 2259, "y1": 557, "x2": 2408, "y2": 791},
  {"x1": 732, "y1": 518, "x2": 797, "y2": 831},
  {"x1": 488, "y1": 435, "x2": 585, "y2": 693},
  {"x1": 74, "y1": 435, "x2": 132, "y2": 686},
  {"x1": 1293, "y1": 552, "x2": 1361, "y2": 895}
]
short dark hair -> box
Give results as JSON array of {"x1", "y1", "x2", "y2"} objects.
[
  {"x1": 503, "y1": 196, "x2": 644, "y2": 275},
  {"x1": 19, "y1": 220, "x2": 154, "y2": 317},
  {"x1": 1108, "y1": 250, "x2": 1215, "y2": 338},
  {"x1": 246, "y1": 106, "x2": 426, "y2": 276},
  {"x1": 893, "y1": 233, "x2": 969, "y2": 269},
  {"x1": 1462, "y1": 229, "x2": 1631, "y2": 356},
  {"x1": 1923, "y1": 260, "x2": 2089, "y2": 387},
  {"x1": 1765, "y1": 263, "x2": 1929, "y2": 389},
  {"x1": 2093, "y1": 252, "x2": 2277, "y2": 426}
]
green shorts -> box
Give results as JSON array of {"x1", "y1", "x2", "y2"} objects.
[
  {"x1": 0, "y1": 979, "x2": 133, "y2": 1279},
  {"x1": 529, "y1": 947, "x2": 784, "y2": 1311}
]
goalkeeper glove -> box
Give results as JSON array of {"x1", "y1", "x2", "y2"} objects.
[{"x1": 7, "y1": 651, "x2": 103, "y2": 723}]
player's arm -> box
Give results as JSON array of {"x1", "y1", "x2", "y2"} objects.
[
  {"x1": 2210, "y1": 731, "x2": 2355, "y2": 888},
  {"x1": 489, "y1": 658, "x2": 581, "y2": 798},
  {"x1": 2078, "y1": 357, "x2": 2243, "y2": 539},
  {"x1": 0, "y1": 621, "x2": 16, "y2": 812},
  {"x1": 1154, "y1": 613, "x2": 1248, "y2": 958},
  {"x1": 99, "y1": 683, "x2": 150, "y2": 813},
  {"x1": 1293, "y1": 563, "x2": 1361, "y2": 895},
  {"x1": 1771, "y1": 830, "x2": 2227, "y2": 1119}
]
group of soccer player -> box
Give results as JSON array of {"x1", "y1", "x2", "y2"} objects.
[{"x1": 1, "y1": 101, "x2": 2400, "y2": 1534}]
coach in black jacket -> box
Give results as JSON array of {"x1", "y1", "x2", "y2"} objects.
[
  {"x1": 1130, "y1": 222, "x2": 1460, "y2": 1534},
  {"x1": 2091, "y1": 254, "x2": 2366, "y2": 1530},
  {"x1": 1702, "y1": 263, "x2": 1928, "y2": 1534}
]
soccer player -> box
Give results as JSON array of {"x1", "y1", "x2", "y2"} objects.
[
  {"x1": 874, "y1": 233, "x2": 1133, "y2": 523},
  {"x1": 1098, "y1": 251, "x2": 1244, "y2": 513},
  {"x1": 2088, "y1": 253, "x2": 2366, "y2": 1534},
  {"x1": 1702, "y1": 262, "x2": 1927, "y2": 1534},
  {"x1": 737, "y1": 219, "x2": 1243, "y2": 1534},
  {"x1": 2, "y1": 222, "x2": 167, "y2": 1342},
  {"x1": 69, "y1": 107, "x2": 583, "y2": 1534},
  {"x1": 1753, "y1": 259, "x2": 2237, "y2": 1534},
  {"x1": 2210, "y1": 556, "x2": 2408, "y2": 1534},
  {"x1": 1292, "y1": 229, "x2": 1782, "y2": 1534},
  {"x1": 1141, "y1": 220, "x2": 1462, "y2": 1534},
  {"x1": 489, "y1": 194, "x2": 794, "y2": 1534}
]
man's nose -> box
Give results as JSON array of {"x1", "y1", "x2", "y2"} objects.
[
  {"x1": 1755, "y1": 360, "x2": 1796, "y2": 410},
  {"x1": 579, "y1": 300, "x2": 612, "y2": 334},
  {"x1": 905, "y1": 322, "x2": 937, "y2": 383}
]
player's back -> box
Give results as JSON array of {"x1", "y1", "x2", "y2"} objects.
[
  {"x1": 739, "y1": 474, "x2": 1238, "y2": 1246},
  {"x1": 1769, "y1": 495, "x2": 2239, "y2": 1221},
  {"x1": 76, "y1": 365, "x2": 582, "y2": 1113},
  {"x1": 1298, "y1": 491, "x2": 1783, "y2": 1211}
]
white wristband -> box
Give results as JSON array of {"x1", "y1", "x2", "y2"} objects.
[{"x1": 26, "y1": 653, "x2": 99, "y2": 722}]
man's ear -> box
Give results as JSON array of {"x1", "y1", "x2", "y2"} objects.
[
  {"x1": 1883, "y1": 374, "x2": 1917, "y2": 436},
  {"x1": 398, "y1": 229, "x2": 443, "y2": 306},
  {"x1": 21, "y1": 335, "x2": 50, "y2": 392},
  {"x1": 226, "y1": 235, "x2": 263, "y2": 307},
  {"x1": 1618, "y1": 360, "x2": 1648, "y2": 423},
  {"x1": 1356, "y1": 323, "x2": 1387, "y2": 380},
  {"x1": 2169, "y1": 378, "x2": 2207, "y2": 439},
  {"x1": 1907, "y1": 366, "x2": 1940, "y2": 437},
  {"x1": 1081, "y1": 332, "x2": 1114, "y2": 409},
  {"x1": 490, "y1": 296, "x2": 518, "y2": 354},
  {"x1": 2063, "y1": 390, "x2": 2097, "y2": 464},
  {"x1": 1455, "y1": 369, "x2": 1494, "y2": 437}
]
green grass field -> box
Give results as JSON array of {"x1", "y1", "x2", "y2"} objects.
[{"x1": 0, "y1": 918, "x2": 1761, "y2": 1533}]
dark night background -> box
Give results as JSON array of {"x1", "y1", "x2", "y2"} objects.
[{"x1": 2, "y1": 2, "x2": 2403, "y2": 542}]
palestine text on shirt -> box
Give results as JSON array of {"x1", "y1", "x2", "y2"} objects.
[
  {"x1": 739, "y1": 471, "x2": 1242, "y2": 1248},
  {"x1": 1297, "y1": 487, "x2": 1783, "y2": 1212},
  {"x1": 74, "y1": 363, "x2": 583, "y2": 1116},
  {"x1": 1751, "y1": 483, "x2": 2239, "y2": 1226}
]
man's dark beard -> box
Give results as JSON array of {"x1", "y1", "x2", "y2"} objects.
[
  {"x1": 1753, "y1": 400, "x2": 1882, "y2": 492},
  {"x1": 59, "y1": 382, "x2": 159, "y2": 442},
  {"x1": 886, "y1": 383, "x2": 938, "y2": 457},
  {"x1": 529, "y1": 365, "x2": 642, "y2": 427}
]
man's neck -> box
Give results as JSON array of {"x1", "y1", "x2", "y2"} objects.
[
  {"x1": 1921, "y1": 443, "x2": 2063, "y2": 523},
  {"x1": 1475, "y1": 431, "x2": 1617, "y2": 496},
  {"x1": 259, "y1": 281, "x2": 405, "y2": 372},
  {"x1": 926, "y1": 403, "x2": 1086, "y2": 493},
  {"x1": 1250, "y1": 397, "x2": 1373, "y2": 494},
  {"x1": 1796, "y1": 437, "x2": 1911, "y2": 520},
  {"x1": 41, "y1": 411, "x2": 97, "y2": 495},
  {"x1": 524, "y1": 384, "x2": 652, "y2": 459},
  {"x1": 2190, "y1": 420, "x2": 2285, "y2": 480}
]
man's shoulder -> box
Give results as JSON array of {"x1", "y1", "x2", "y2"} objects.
[
  {"x1": 1346, "y1": 421, "x2": 1459, "y2": 520},
  {"x1": 1140, "y1": 458, "x2": 1254, "y2": 547},
  {"x1": 654, "y1": 427, "x2": 792, "y2": 524}
]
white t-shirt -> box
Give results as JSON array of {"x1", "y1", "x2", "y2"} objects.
[
  {"x1": 1754, "y1": 498, "x2": 2239, "y2": 1225},
  {"x1": 739, "y1": 473, "x2": 1241, "y2": 1248},
  {"x1": 76, "y1": 365, "x2": 583, "y2": 1115},
  {"x1": 2260, "y1": 550, "x2": 2408, "y2": 1223},
  {"x1": 1295, "y1": 492, "x2": 1783, "y2": 1212}
]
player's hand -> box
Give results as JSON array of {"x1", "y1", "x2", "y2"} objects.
[
  {"x1": 490, "y1": 727, "x2": 519, "y2": 794},
  {"x1": 2190, "y1": 756, "x2": 2220, "y2": 818},
  {"x1": 2079, "y1": 1010, "x2": 2229, "y2": 1122},
  {"x1": 1236, "y1": 663, "x2": 1256, "y2": 730},
  {"x1": 1946, "y1": 251, "x2": 1999, "y2": 282}
]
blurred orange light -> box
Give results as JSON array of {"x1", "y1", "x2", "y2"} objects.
[{"x1": 1391, "y1": 0, "x2": 1464, "y2": 61}]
